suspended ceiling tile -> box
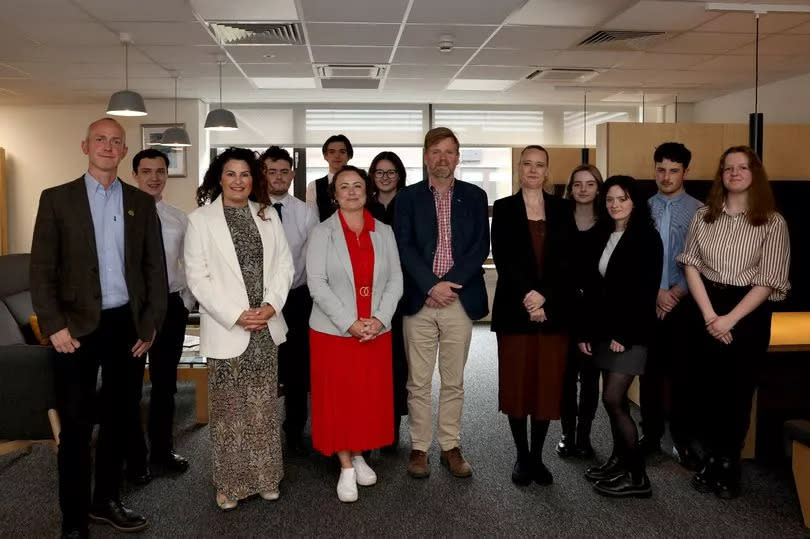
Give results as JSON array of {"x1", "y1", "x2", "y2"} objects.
[
  {"x1": 602, "y1": 1, "x2": 720, "y2": 32},
  {"x1": 408, "y1": 0, "x2": 528, "y2": 25},
  {"x1": 457, "y1": 65, "x2": 535, "y2": 79},
  {"x1": 470, "y1": 48, "x2": 551, "y2": 66},
  {"x1": 240, "y1": 63, "x2": 315, "y2": 77},
  {"x1": 548, "y1": 50, "x2": 640, "y2": 68},
  {"x1": 383, "y1": 78, "x2": 452, "y2": 90},
  {"x1": 649, "y1": 32, "x2": 753, "y2": 53},
  {"x1": 310, "y1": 46, "x2": 392, "y2": 64},
  {"x1": 2, "y1": 0, "x2": 91, "y2": 21},
  {"x1": 300, "y1": 0, "x2": 408, "y2": 23},
  {"x1": 694, "y1": 12, "x2": 810, "y2": 34},
  {"x1": 387, "y1": 64, "x2": 461, "y2": 77},
  {"x1": 506, "y1": 0, "x2": 637, "y2": 27},
  {"x1": 487, "y1": 26, "x2": 591, "y2": 50},
  {"x1": 107, "y1": 22, "x2": 213, "y2": 46},
  {"x1": 398, "y1": 24, "x2": 496, "y2": 48},
  {"x1": 226, "y1": 45, "x2": 311, "y2": 63},
  {"x1": 617, "y1": 52, "x2": 715, "y2": 69},
  {"x1": 190, "y1": 0, "x2": 299, "y2": 21},
  {"x1": 75, "y1": 0, "x2": 198, "y2": 21},
  {"x1": 18, "y1": 22, "x2": 119, "y2": 46},
  {"x1": 732, "y1": 34, "x2": 810, "y2": 56},
  {"x1": 306, "y1": 23, "x2": 400, "y2": 46},
  {"x1": 392, "y1": 47, "x2": 476, "y2": 65}
]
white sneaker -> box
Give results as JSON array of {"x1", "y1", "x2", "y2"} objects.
[
  {"x1": 259, "y1": 490, "x2": 279, "y2": 501},
  {"x1": 351, "y1": 455, "x2": 377, "y2": 486},
  {"x1": 337, "y1": 468, "x2": 358, "y2": 502}
]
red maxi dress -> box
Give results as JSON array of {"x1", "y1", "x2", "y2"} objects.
[{"x1": 310, "y1": 210, "x2": 394, "y2": 455}]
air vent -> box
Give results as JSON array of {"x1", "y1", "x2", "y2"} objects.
[
  {"x1": 526, "y1": 68, "x2": 598, "y2": 83},
  {"x1": 209, "y1": 22, "x2": 303, "y2": 45},
  {"x1": 316, "y1": 64, "x2": 387, "y2": 79},
  {"x1": 577, "y1": 30, "x2": 667, "y2": 50}
]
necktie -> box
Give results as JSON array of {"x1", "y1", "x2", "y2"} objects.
[
  {"x1": 659, "y1": 200, "x2": 672, "y2": 289},
  {"x1": 273, "y1": 202, "x2": 283, "y2": 222}
]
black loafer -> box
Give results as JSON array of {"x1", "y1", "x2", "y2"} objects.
[
  {"x1": 152, "y1": 451, "x2": 189, "y2": 474},
  {"x1": 89, "y1": 500, "x2": 148, "y2": 533},
  {"x1": 585, "y1": 455, "x2": 624, "y2": 483},
  {"x1": 532, "y1": 462, "x2": 553, "y2": 485},
  {"x1": 691, "y1": 456, "x2": 717, "y2": 493},
  {"x1": 511, "y1": 459, "x2": 532, "y2": 486},
  {"x1": 593, "y1": 471, "x2": 652, "y2": 498},
  {"x1": 555, "y1": 435, "x2": 576, "y2": 458}
]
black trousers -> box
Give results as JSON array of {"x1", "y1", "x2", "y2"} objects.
[
  {"x1": 560, "y1": 341, "x2": 600, "y2": 436},
  {"x1": 127, "y1": 292, "x2": 189, "y2": 467},
  {"x1": 279, "y1": 285, "x2": 312, "y2": 438},
  {"x1": 686, "y1": 278, "x2": 772, "y2": 460},
  {"x1": 55, "y1": 304, "x2": 141, "y2": 531},
  {"x1": 639, "y1": 297, "x2": 690, "y2": 445}
]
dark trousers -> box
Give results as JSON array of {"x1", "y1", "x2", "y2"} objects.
[
  {"x1": 686, "y1": 278, "x2": 772, "y2": 460},
  {"x1": 55, "y1": 304, "x2": 141, "y2": 531},
  {"x1": 639, "y1": 297, "x2": 690, "y2": 445},
  {"x1": 279, "y1": 285, "x2": 312, "y2": 438},
  {"x1": 127, "y1": 292, "x2": 189, "y2": 467},
  {"x1": 560, "y1": 341, "x2": 600, "y2": 437}
]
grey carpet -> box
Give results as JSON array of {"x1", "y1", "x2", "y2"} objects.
[{"x1": 1, "y1": 326, "x2": 807, "y2": 538}]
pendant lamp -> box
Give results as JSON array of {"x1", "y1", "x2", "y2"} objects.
[
  {"x1": 107, "y1": 33, "x2": 147, "y2": 117},
  {"x1": 161, "y1": 75, "x2": 192, "y2": 147},
  {"x1": 204, "y1": 61, "x2": 238, "y2": 131}
]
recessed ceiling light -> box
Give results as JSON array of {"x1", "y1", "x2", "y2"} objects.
[
  {"x1": 446, "y1": 79, "x2": 516, "y2": 91},
  {"x1": 252, "y1": 77, "x2": 317, "y2": 89},
  {"x1": 264, "y1": 54, "x2": 277, "y2": 59}
]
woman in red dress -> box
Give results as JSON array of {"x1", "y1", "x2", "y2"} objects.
[{"x1": 306, "y1": 165, "x2": 404, "y2": 502}]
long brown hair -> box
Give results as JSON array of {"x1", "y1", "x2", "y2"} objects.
[{"x1": 704, "y1": 145, "x2": 775, "y2": 226}]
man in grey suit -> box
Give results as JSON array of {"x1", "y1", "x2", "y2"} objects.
[{"x1": 31, "y1": 117, "x2": 167, "y2": 538}]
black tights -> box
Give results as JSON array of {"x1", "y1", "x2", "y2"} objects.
[
  {"x1": 601, "y1": 371, "x2": 640, "y2": 467},
  {"x1": 508, "y1": 416, "x2": 550, "y2": 461}
]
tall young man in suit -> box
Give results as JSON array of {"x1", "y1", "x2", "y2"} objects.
[
  {"x1": 394, "y1": 127, "x2": 490, "y2": 479},
  {"x1": 30, "y1": 118, "x2": 167, "y2": 538},
  {"x1": 129, "y1": 148, "x2": 194, "y2": 480},
  {"x1": 261, "y1": 145, "x2": 319, "y2": 454},
  {"x1": 305, "y1": 134, "x2": 353, "y2": 222},
  {"x1": 641, "y1": 142, "x2": 702, "y2": 466}
]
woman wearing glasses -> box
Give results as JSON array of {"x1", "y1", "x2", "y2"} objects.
[
  {"x1": 678, "y1": 146, "x2": 790, "y2": 499},
  {"x1": 368, "y1": 151, "x2": 408, "y2": 451}
]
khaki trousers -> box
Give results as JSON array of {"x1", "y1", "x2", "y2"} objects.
[{"x1": 404, "y1": 300, "x2": 473, "y2": 451}]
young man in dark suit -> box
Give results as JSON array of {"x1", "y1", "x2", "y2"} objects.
[
  {"x1": 394, "y1": 127, "x2": 490, "y2": 479},
  {"x1": 30, "y1": 117, "x2": 167, "y2": 538}
]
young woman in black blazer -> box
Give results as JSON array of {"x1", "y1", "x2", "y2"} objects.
[
  {"x1": 577, "y1": 175, "x2": 662, "y2": 498},
  {"x1": 491, "y1": 145, "x2": 574, "y2": 486}
]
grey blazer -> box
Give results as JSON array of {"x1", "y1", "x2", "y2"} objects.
[{"x1": 306, "y1": 211, "x2": 403, "y2": 337}]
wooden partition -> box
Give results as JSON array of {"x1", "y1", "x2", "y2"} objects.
[
  {"x1": 596, "y1": 122, "x2": 810, "y2": 180},
  {"x1": 511, "y1": 146, "x2": 596, "y2": 193},
  {"x1": 0, "y1": 148, "x2": 7, "y2": 255}
]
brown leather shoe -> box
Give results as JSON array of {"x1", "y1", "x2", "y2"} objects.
[
  {"x1": 407, "y1": 450, "x2": 430, "y2": 478},
  {"x1": 440, "y1": 447, "x2": 473, "y2": 478}
]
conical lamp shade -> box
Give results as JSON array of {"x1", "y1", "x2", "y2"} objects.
[
  {"x1": 161, "y1": 126, "x2": 192, "y2": 147},
  {"x1": 106, "y1": 89, "x2": 147, "y2": 116},
  {"x1": 204, "y1": 108, "x2": 238, "y2": 131}
]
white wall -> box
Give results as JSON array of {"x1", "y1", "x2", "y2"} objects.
[
  {"x1": 0, "y1": 99, "x2": 204, "y2": 254},
  {"x1": 693, "y1": 72, "x2": 810, "y2": 124}
]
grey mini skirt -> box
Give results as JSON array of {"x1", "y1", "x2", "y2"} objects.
[{"x1": 592, "y1": 341, "x2": 648, "y2": 376}]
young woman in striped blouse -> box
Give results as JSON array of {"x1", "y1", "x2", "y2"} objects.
[{"x1": 677, "y1": 145, "x2": 791, "y2": 499}]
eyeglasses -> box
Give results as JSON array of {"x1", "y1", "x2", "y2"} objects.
[{"x1": 373, "y1": 169, "x2": 398, "y2": 179}]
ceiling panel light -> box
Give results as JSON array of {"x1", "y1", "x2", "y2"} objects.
[
  {"x1": 446, "y1": 79, "x2": 517, "y2": 91},
  {"x1": 252, "y1": 77, "x2": 317, "y2": 89}
]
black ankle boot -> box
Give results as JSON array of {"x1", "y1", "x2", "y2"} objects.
[
  {"x1": 691, "y1": 455, "x2": 718, "y2": 493},
  {"x1": 555, "y1": 434, "x2": 576, "y2": 458},
  {"x1": 585, "y1": 455, "x2": 624, "y2": 482},
  {"x1": 593, "y1": 469, "x2": 652, "y2": 498},
  {"x1": 713, "y1": 457, "x2": 741, "y2": 499}
]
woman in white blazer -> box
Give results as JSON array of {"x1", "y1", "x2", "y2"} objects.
[
  {"x1": 307, "y1": 165, "x2": 403, "y2": 503},
  {"x1": 184, "y1": 148, "x2": 293, "y2": 511}
]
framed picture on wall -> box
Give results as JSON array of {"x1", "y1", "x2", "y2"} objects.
[{"x1": 140, "y1": 124, "x2": 187, "y2": 177}]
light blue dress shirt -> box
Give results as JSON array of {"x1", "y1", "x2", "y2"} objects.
[
  {"x1": 648, "y1": 191, "x2": 702, "y2": 292},
  {"x1": 84, "y1": 173, "x2": 129, "y2": 309}
]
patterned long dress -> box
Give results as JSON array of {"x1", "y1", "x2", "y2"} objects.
[{"x1": 209, "y1": 205, "x2": 283, "y2": 499}]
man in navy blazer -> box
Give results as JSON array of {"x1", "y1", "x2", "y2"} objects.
[{"x1": 394, "y1": 127, "x2": 489, "y2": 479}]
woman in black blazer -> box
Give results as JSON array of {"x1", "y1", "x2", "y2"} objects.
[
  {"x1": 577, "y1": 175, "x2": 662, "y2": 498},
  {"x1": 491, "y1": 145, "x2": 574, "y2": 486}
]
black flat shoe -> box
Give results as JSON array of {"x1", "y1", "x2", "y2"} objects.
[
  {"x1": 89, "y1": 500, "x2": 148, "y2": 533},
  {"x1": 151, "y1": 451, "x2": 189, "y2": 474},
  {"x1": 555, "y1": 435, "x2": 576, "y2": 458},
  {"x1": 511, "y1": 459, "x2": 532, "y2": 486},
  {"x1": 532, "y1": 462, "x2": 553, "y2": 485},
  {"x1": 691, "y1": 456, "x2": 717, "y2": 494},
  {"x1": 593, "y1": 471, "x2": 652, "y2": 498},
  {"x1": 585, "y1": 455, "x2": 624, "y2": 483}
]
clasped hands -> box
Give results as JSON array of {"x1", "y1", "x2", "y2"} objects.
[
  {"x1": 425, "y1": 281, "x2": 462, "y2": 308},
  {"x1": 524, "y1": 290, "x2": 547, "y2": 323},
  {"x1": 349, "y1": 317, "x2": 384, "y2": 342},
  {"x1": 656, "y1": 286, "x2": 685, "y2": 320},
  {"x1": 236, "y1": 304, "x2": 276, "y2": 332},
  {"x1": 704, "y1": 311, "x2": 735, "y2": 345}
]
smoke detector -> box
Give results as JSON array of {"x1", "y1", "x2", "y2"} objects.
[{"x1": 438, "y1": 34, "x2": 454, "y2": 53}]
